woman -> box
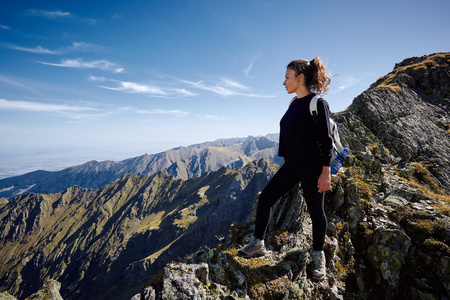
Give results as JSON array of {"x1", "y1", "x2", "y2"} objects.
[{"x1": 238, "y1": 57, "x2": 333, "y2": 281}]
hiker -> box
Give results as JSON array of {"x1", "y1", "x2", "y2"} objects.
[{"x1": 238, "y1": 57, "x2": 333, "y2": 281}]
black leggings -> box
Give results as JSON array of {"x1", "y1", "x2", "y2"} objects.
[{"x1": 254, "y1": 161, "x2": 327, "y2": 251}]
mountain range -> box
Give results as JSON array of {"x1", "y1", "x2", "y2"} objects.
[
  {"x1": 0, "y1": 134, "x2": 281, "y2": 200},
  {"x1": 0, "y1": 52, "x2": 449, "y2": 300},
  {"x1": 0, "y1": 159, "x2": 279, "y2": 299}
]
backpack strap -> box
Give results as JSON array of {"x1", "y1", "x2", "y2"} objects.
[
  {"x1": 309, "y1": 95, "x2": 322, "y2": 149},
  {"x1": 309, "y1": 95, "x2": 321, "y2": 132},
  {"x1": 330, "y1": 118, "x2": 344, "y2": 152},
  {"x1": 309, "y1": 95, "x2": 344, "y2": 153},
  {"x1": 309, "y1": 95, "x2": 321, "y2": 118}
]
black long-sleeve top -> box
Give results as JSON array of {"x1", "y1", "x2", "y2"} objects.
[{"x1": 278, "y1": 93, "x2": 333, "y2": 168}]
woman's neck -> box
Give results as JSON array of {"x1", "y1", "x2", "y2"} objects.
[
  {"x1": 295, "y1": 86, "x2": 312, "y2": 98},
  {"x1": 295, "y1": 91, "x2": 312, "y2": 98}
]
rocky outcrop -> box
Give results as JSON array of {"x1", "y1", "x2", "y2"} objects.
[
  {"x1": 0, "y1": 292, "x2": 17, "y2": 300},
  {"x1": 24, "y1": 279, "x2": 64, "y2": 300},
  {"x1": 348, "y1": 52, "x2": 450, "y2": 192},
  {"x1": 0, "y1": 279, "x2": 63, "y2": 300}
]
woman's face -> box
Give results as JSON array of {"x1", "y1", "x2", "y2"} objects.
[{"x1": 283, "y1": 68, "x2": 302, "y2": 94}]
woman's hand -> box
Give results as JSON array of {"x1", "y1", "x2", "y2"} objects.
[{"x1": 317, "y1": 166, "x2": 331, "y2": 193}]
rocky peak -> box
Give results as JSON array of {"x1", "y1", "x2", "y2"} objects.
[{"x1": 348, "y1": 52, "x2": 450, "y2": 192}]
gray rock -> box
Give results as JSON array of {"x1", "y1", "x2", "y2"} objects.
[
  {"x1": 383, "y1": 195, "x2": 409, "y2": 209},
  {"x1": 162, "y1": 262, "x2": 209, "y2": 299},
  {"x1": 25, "y1": 279, "x2": 64, "y2": 300},
  {"x1": 367, "y1": 228, "x2": 411, "y2": 286},
  {"x1": 0, "y1": 292, "x2": 17, "y2": 300}
]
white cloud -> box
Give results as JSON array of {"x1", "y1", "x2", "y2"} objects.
[
  {"x1": 128, "y1": 72, "x2": 274, "y2": 98},
  {"x1": 88, "y1": 75, "x2": 106, "y2": 82},
  {"x1": 244, "y1": 62, "x2": 253, "y2": 77},
  {"x1": 67, "y1": 42, "x2": 97, "y2": 51},
  {"x1": 330, "y1": 76, "x2": 360, "y2": 93},
  {"x1": 121, "y1": 82, "x2": 161, "y2": 93},
  {"x1": 211, "y1": 86, "x2": 234, "y2": 96},
  {"x1": 93, "y1": 77, "x2": 198, "y2": 98},
  {"x1": 8, "y1": 45, "x2": 58, "y2": 54},
  {"x1": 68, "y1": 112, "x2": 109, "y2": 121},
  {"x1": 220, "y1": 78, "x2": 249, "y2": 90},
  {"x1": 244, "y1": 55, "x2": 260, "y2": 78},
  {"x1": 176, "y1": 76, "x2": 275, "y2": 98},
  {"x1": 27, "y1": 10, "x2": 73, "y2": 19},
  {"x1": 26, "y1": 10, "x2": 98, "y2": 24},
  {"x1": 6, "y1": 42, "x2": 102, "y2": 55},
  {"x1": 179, "y1": 79, "x2": 235, "y2": 96},
  {"x1": 91, "y1": 73, "x2": 271, "y2": 99},
  {"x1": 245, "y1": 93, "x2": 276, "y2": 98},
  {"x1": 119, "y1": 106, "x2": 189, "y2": 117},
  {"x1": 0, "y1": 98, "x2": 191, "y2": 121},
  {"x1": 60, "y1": 42, "x2": 101, "y2": 53},
  {"x1": 174, "y1": 88, "x2": 198, "y2": 97},
  {"x1": 83, "y1": 18, "x2": 98, "y2": 25},
  {"x1": 136, "y1": 108, "x2": 189, "y2": 117},
  {"x1": 99, "y1": 80, "x2": 166, "y2": 95},
  {"x1": 0, "y1": 25, "x2": 10, "y2": 30},
  {"x1": 37, "y1": 58, "x2": 124, "y2": 73},
  {"x1": 0, "y1": 99, "x2": 96, "y2": 113},
  {"x1": 197, "y1": 114, "x2": 227, "y2": 120}
]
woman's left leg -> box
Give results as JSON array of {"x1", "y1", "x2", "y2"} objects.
[
  {"x1": 253, "y1": 163, "x2": 301, "y2": 240},
  {"x1": 300, "y1": 170, "x2": 328, "y2": 281}
]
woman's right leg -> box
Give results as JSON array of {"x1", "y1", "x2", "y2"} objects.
[
  {"x1": 253, "y1": 163, "x2": 301, "y2": 240},
  {"x1": 300, "y1": 172, "x2": 327, "y2": 251}
]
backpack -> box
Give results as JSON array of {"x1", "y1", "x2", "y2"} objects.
[{"x1": 309, "y1": 95, "x2": 348, "y2": 174}]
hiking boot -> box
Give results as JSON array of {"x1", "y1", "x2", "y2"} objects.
[
  {"x1": 311, "y1": 250, "x2": 326, "y2": 281},
  {"x1": 238, "y1": 235, "x2": 265, "y2": 258}
]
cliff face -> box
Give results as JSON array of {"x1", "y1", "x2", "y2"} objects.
[
  {"x1": 136, "y1": 53, "x2": 450, "y2": 300},
  {"x1": 349, "y1": 52, "x2": 450, "y2": 191}
]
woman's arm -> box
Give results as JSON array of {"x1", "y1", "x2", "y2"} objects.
[{"x1": 317, "y1": 99, "x2": 333, "y2": 192}]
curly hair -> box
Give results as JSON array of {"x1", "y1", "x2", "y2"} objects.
[{"x1": 287, "y1": 57, "x2": 331, "y2": 95}]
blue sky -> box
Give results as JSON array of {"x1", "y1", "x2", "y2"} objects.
[{"x1": 0, "y1": 0, "x2": 449, "y2": 178}]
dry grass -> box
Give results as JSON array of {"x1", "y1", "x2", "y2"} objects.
[
  {"x1": 373, "y1": 52, "x2": 449, "y2": 90},
  {"x1": 394, "y1": 159, "x2": 450, "y2": 202},
  {"x1": 377, "y1": 84, "x2": 401, "y2": 92},
  {"x1": 435, "y1": 202, "x2": 450, "y2": 216},
  {"x1": 347, "y1": 167, "x2": 375, "y2": 200},
  {"x1": 444, "y1": 123, "x2": 450, "y2": 134}
]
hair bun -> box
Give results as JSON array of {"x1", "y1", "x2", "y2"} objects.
[{"x1": 310, "y1": 58, "x2": 317, "y2": 69}]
